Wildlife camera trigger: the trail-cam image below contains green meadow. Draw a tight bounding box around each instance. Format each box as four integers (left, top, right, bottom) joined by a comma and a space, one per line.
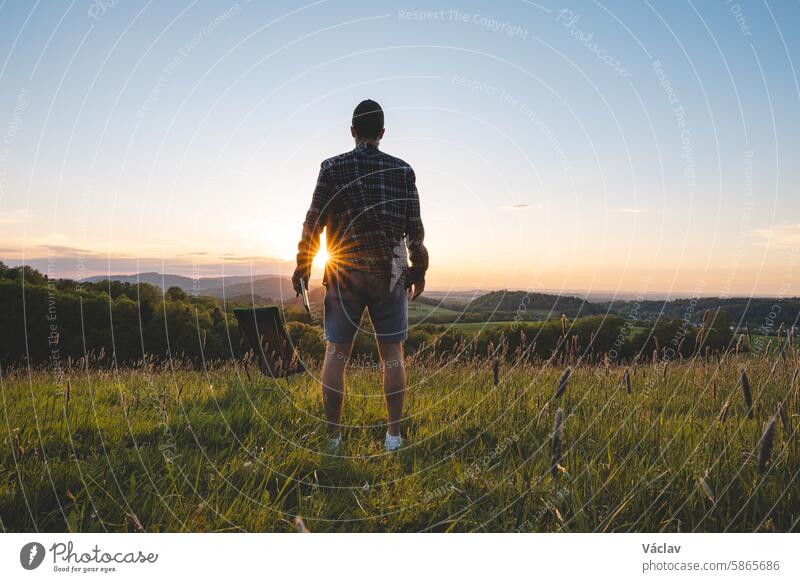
1, 352, 797, 532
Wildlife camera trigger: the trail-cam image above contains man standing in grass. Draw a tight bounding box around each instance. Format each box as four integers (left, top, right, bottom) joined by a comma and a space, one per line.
293, 99, 428, 452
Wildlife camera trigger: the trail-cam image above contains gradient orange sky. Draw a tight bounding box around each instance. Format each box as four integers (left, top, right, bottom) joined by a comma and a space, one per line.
1, 1, 798, 297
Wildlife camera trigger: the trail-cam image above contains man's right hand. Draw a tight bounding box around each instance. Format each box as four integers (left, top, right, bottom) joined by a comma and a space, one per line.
292, 267, 309, 296
405, 269, 425, 301
407, 278, 425, 301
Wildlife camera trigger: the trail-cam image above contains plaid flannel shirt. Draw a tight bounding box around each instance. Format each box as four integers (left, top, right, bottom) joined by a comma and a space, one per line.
296, 143, 428, 287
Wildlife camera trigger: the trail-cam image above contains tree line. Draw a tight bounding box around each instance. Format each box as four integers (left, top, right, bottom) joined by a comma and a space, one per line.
0, 262, 735, 368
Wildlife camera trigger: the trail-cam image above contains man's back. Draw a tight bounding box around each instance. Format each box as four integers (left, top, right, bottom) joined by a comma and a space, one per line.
298, 142, 428, 287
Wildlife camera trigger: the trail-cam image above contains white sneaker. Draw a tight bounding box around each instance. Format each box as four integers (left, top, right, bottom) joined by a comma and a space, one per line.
385, 432, 402, 452
327, 434, 342, 451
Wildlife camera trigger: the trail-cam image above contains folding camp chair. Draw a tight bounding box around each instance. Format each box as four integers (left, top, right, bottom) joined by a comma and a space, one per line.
233, 306, 305, 378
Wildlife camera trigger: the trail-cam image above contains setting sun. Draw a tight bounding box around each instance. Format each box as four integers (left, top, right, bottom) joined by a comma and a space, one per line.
313, 232, 329, 269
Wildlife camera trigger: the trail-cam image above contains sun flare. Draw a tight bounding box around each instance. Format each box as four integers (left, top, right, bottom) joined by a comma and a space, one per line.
313, 232, 329, 268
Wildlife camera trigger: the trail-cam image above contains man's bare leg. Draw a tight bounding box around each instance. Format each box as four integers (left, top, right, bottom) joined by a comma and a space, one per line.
321, 341, 353, 435
377, 341, 406, 437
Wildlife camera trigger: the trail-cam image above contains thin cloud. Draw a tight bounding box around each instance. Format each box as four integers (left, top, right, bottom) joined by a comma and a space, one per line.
502, 203, 543, 210
615, 208, 646, 214
751, 223, 800, 249
34, 244, 94, 256
216, 254, 291, 264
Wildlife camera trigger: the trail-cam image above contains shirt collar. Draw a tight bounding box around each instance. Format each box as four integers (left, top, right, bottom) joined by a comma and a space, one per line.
355, 142, 379, 152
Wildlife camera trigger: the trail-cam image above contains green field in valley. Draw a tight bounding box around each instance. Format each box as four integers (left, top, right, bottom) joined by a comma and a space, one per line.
406, 301, 461, 321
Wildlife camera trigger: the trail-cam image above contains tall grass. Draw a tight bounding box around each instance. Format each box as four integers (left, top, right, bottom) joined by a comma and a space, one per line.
0, 350, 797, 532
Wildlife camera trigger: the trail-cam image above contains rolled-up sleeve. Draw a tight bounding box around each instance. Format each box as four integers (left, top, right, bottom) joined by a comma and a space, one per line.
405, 167, 429, 277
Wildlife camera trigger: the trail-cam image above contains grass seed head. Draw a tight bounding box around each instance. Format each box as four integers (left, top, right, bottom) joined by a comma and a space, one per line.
757, 416, 776, 475
555, 368, 571, 400
740, 368, 753, 419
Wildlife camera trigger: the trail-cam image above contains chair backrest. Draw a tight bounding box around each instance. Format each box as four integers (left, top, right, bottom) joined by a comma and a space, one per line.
233, 307, 304, 377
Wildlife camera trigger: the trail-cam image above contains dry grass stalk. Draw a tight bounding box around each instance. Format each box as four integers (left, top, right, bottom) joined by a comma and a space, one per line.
698, 471, 715, 506
694, 329, 705, 356
777, 402, 790, 434
493, 358, 500, 387
550, 408, 564, 479
126, 512, 145, 532
625, 369, 632, 394
757, 416, 776, 475
243, 360, 253, 383
536, 400, 550, 422
15, 435, 24, 461
718, 399, 730, 423
160, 392, 169, 424
294, 516, 310, 533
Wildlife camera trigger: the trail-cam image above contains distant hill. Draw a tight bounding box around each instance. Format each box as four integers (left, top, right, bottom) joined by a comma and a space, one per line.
204, 277, 294, 300
84, 272, 291, 297
83, 272, 330, 306
467, 290, 597, 317
224, 285, 326, 307
600, 297, 800, 329
83, 272, 266, 293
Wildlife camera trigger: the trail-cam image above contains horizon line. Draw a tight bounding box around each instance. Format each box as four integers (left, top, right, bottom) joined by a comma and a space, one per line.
66, 271, 800, 301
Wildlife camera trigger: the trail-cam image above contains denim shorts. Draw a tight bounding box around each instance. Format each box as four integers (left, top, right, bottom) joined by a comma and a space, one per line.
323, 269, 408, 344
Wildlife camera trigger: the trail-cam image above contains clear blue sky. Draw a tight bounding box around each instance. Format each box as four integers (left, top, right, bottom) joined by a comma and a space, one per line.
1, 0, 798, 296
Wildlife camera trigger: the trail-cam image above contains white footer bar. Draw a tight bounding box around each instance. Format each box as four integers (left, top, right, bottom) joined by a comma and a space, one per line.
1, 533, 796, 581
